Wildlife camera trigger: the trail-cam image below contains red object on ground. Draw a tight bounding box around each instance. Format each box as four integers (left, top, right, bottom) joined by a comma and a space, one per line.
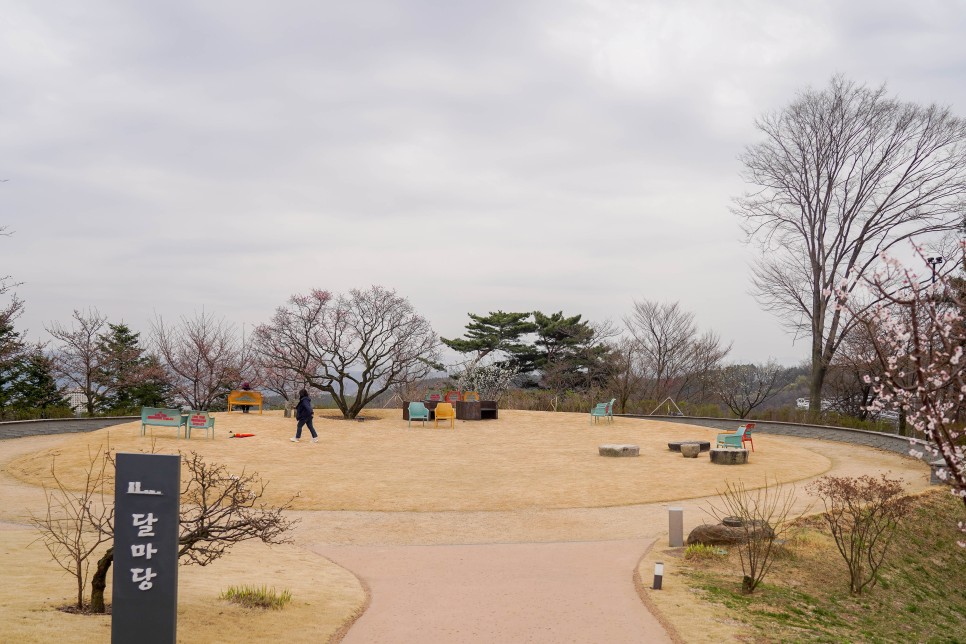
229, 433, 255, 438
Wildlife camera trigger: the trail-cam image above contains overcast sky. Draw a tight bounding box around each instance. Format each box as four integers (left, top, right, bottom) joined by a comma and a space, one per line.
3, 0, 966, 366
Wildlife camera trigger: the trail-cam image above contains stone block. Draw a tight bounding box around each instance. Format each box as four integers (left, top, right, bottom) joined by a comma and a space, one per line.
709, 448, 749, 465
680, 444, 701, 458
598, 444, 640, 457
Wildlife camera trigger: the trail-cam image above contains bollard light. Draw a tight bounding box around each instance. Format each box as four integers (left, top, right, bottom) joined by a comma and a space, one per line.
652, 561, 664, 590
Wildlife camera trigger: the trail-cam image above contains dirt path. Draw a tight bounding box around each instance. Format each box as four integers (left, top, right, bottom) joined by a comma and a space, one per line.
313, 539, 671, 644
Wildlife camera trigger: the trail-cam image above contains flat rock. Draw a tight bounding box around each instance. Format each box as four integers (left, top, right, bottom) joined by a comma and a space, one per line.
598, 444, 640, 457
710, 448, 749, 464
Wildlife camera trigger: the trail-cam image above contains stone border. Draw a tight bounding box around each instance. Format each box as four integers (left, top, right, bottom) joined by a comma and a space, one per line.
0, 416, 139, 440
619, 414, 934, 464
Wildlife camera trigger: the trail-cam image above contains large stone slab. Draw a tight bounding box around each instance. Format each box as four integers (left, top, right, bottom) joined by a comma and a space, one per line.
710, 448, 749, 464
598, 444, 640, 457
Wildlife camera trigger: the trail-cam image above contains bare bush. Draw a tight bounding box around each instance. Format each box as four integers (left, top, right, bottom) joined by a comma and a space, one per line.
30, 445, 114, 609
807, 474, 912, 594
87, 451, 297, 612
706, 479, 801, 593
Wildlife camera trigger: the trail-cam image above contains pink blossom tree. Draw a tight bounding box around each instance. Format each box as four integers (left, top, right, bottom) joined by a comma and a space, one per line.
843, 247, 966, 545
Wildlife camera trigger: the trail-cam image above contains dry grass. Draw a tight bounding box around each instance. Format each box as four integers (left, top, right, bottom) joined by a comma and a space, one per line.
5, 410, 832, 512
0, 409, 935, 642
0, 526, 365, 644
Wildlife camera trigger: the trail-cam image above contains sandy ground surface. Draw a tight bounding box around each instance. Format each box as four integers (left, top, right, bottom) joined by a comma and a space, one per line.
0, 409, 932, 643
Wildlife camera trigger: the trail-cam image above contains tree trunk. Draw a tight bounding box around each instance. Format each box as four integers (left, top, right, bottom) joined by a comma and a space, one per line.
809, 347, 827, 417
90, 547, 113, 614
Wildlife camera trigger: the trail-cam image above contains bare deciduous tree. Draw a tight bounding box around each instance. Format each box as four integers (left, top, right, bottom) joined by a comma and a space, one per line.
1, 224, 22, 297
255, 286, 440, 419
735, 75, 966, 413
85, 451, 297, 613
153, 311, 247, 409
30, 446, 114, 610
46, 308, 109, 416
624, 299, 731, 403
714, 360, 794, 419
606, 337, 646, 414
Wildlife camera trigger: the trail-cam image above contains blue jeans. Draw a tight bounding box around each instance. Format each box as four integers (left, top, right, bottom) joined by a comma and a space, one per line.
296, 418, 317, 439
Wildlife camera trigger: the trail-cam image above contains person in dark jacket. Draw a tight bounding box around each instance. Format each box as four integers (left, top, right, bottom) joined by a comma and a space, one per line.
292, 389, 318, 443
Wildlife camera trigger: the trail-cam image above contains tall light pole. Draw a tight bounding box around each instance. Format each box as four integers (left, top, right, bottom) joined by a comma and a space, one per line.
926, 256, 944, 284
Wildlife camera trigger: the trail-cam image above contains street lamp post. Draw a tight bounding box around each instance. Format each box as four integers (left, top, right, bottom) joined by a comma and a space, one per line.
926, 256, 944, 284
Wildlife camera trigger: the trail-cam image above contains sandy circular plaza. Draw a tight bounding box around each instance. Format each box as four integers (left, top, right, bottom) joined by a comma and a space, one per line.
0, 410, 932, 642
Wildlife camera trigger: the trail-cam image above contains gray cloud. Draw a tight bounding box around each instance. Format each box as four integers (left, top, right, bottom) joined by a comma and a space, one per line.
3, 0, 966, 366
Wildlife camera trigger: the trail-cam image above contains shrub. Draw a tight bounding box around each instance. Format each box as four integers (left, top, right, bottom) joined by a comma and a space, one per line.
219, 584, 292, 610
807, 474, 912, 594
706, 479, 803, 593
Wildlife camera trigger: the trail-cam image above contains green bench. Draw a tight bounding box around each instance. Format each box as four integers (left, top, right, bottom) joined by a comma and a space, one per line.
185, 410, 216, 439
140, 407, 188, 438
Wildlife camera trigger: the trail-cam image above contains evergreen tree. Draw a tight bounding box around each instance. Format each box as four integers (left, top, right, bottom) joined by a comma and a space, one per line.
531, 311, 612, 390
11, 347, 69, 416
126, 353, 172, 409
98, 323, 171, 412
0, 299, 27, 417
441, 311, 537, 368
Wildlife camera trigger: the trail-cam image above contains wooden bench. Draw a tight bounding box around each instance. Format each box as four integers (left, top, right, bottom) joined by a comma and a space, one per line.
227, 390, 263, 414
140, 407, 188, 438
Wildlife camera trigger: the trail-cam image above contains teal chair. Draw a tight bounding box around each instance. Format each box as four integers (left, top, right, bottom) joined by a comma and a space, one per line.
408, 402, 430, 428
716, 425, 747, 449
590, 399, 616, 424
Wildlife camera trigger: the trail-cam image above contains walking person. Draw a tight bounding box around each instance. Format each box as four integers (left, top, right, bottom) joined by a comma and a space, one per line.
292, 389, 318, 443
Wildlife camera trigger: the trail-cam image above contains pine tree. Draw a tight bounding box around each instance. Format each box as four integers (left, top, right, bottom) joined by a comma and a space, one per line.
532, 311, 612, 391
11, 347, 69, 416
98, 324, 171, 412
441, 311, 537, 368
0, 299, 27, 417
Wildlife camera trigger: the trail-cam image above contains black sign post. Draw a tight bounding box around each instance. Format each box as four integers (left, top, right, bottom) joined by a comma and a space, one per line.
112, 453, 180, 644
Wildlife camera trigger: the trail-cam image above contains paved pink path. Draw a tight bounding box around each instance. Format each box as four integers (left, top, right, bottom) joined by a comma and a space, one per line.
313, 538, 672, 644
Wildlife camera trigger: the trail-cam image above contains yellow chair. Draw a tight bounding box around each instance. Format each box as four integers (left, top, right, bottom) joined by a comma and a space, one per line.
434, 402, 456, 429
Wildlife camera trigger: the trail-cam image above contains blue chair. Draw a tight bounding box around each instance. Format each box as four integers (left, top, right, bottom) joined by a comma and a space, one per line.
716, 425, 747, 449
408, 402, 430, 428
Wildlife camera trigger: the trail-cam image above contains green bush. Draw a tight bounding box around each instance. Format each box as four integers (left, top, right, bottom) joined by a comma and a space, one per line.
219, 584, 292, 610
